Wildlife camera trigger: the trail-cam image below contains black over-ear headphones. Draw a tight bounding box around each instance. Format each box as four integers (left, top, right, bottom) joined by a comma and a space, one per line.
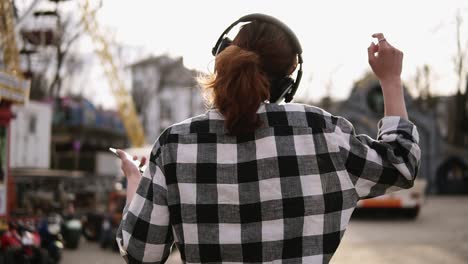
211, 13, 303, 103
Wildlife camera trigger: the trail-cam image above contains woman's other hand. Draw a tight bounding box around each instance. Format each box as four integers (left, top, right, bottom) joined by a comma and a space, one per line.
116, 149, 146, 184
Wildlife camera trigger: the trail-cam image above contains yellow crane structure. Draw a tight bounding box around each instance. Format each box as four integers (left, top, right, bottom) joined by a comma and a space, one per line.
80, 0, 146, 147
1, 0, 145, 146
0, 0, 30, 104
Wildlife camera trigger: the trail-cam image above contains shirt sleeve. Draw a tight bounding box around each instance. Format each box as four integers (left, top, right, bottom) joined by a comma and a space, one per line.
116, 146, 173, 263
334, 115, 421, 199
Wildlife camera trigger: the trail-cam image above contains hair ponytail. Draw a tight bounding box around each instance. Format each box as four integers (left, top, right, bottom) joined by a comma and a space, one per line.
201, 45, 269, 135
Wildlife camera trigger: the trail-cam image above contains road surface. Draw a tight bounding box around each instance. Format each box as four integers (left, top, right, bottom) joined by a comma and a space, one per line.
63, 196, 468, 264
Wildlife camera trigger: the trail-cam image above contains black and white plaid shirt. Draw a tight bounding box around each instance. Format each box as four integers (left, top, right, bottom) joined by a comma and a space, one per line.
117, 103, 420, 264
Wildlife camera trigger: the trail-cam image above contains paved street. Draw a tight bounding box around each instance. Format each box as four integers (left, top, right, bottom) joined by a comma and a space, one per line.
62, 241, 123, 264
63, 196, 468, 264
332, 196, 468, 264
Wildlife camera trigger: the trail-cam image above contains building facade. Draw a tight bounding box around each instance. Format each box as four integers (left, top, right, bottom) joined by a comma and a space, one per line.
130, 55, 205, 143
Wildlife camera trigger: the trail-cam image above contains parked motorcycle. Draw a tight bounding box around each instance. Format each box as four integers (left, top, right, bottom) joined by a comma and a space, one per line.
0, 221, 49, 264
38, 214, 64, 263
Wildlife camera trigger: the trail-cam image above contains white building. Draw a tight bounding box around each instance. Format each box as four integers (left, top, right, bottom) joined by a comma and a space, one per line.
130, 55, 205, 143
10, 101, 52, 169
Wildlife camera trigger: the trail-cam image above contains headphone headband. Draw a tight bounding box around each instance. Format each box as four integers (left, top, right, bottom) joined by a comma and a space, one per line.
212, 13, 302, 56
211, 13, 303, 103
238, 14, 302, 54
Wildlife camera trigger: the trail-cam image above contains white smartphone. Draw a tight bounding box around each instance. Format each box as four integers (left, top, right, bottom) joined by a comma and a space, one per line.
109, 147, 145, 173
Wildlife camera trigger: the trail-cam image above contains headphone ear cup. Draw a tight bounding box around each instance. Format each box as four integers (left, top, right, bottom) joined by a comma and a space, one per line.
213, 37, 232, 56
269, 77, 294, 103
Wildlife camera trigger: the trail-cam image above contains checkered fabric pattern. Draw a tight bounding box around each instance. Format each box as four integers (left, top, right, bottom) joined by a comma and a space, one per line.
116, 103, 420, 264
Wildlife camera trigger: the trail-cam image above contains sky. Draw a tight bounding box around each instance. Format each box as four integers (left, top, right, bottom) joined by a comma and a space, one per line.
76, 0, 468, 109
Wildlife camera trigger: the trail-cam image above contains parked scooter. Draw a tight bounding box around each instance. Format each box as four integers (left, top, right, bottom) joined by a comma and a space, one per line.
38, 214, 64, 263
1, 221, 49, 264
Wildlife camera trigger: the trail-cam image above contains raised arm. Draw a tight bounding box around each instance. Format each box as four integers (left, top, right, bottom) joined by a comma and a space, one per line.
368, 33, 407, 119
333, 33, 420, 199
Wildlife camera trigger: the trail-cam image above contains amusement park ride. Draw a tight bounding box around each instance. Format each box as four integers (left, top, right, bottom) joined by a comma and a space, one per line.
0, 0, 30, 104
0, 0, 147, 227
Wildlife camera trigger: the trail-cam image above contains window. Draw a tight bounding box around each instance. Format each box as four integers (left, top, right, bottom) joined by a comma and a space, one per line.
29, 115, 37, 134
160, 99, 172, 130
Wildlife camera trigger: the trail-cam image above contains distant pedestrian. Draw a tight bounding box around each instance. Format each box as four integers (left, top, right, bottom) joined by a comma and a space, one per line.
99, 201, 117, 249
116, 14, 420, 263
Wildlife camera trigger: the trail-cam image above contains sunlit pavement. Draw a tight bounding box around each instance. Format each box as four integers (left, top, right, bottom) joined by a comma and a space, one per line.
63, 196, 468, 264
62, 240, 123, 264
61, 239, 180, 264
332, 196, 468, 264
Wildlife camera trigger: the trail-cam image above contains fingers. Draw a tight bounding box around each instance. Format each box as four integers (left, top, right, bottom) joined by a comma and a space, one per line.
371, 32, 390, 48
116, 149, 127, 160
367, 33, 404, 82
372, 33, 387, 44
140, 157, 147, 167
370, 33, 402, 56
133, 155, 147, 168
372, 33, 385, 40
367, 42, 378, 63
116, 149, 146, 176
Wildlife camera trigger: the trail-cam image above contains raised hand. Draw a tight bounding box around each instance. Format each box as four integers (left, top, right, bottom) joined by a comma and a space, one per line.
367, 33, 404, 83
367, 33, 408, 119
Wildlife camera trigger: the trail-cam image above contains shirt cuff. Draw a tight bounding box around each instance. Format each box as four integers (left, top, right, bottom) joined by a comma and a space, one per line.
377, 116, 419, 144
122, 203, 130, 215
117, 204, 130, 260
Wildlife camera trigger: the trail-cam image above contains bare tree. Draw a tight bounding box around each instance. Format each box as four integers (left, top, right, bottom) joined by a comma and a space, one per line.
412, 64, 435, 108
320, 65, 341, 109
454, 10, 466, 95
47, 8, 85, 96
448, 9, 468, 144
17, 0, 86, 98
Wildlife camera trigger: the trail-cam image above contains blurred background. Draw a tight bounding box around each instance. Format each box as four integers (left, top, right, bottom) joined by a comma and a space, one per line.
0, 0, 467, 263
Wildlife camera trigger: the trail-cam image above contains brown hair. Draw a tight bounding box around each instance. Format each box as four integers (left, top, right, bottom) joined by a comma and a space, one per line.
201, 21, 297, 135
